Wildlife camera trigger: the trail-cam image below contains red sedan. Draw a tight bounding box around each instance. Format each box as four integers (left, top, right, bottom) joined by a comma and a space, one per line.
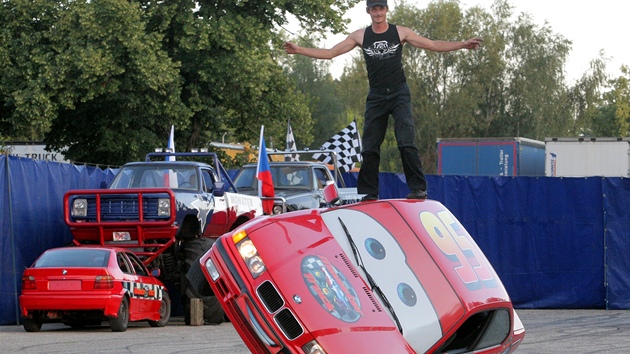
192, 198, 525, 353
19, 246, 170, 332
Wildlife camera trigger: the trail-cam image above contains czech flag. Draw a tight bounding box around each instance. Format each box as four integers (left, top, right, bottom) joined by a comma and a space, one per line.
256, 126, 275, 214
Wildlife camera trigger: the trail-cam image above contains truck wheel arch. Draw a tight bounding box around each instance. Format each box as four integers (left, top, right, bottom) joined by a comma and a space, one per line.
178, 214, 201, 239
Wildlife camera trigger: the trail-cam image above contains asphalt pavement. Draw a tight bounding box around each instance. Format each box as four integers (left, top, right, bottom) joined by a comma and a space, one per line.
2, 309, 630, 353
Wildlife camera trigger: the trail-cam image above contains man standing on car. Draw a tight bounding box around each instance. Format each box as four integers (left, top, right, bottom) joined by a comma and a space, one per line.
284, 0, 482, 201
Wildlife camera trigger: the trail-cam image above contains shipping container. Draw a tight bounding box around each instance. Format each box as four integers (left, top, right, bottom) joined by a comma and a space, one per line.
437, 137, 545, 176
545, 137, 630, 177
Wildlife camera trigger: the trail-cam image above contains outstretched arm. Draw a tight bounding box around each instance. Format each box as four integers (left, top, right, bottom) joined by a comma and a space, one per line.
284, 30, 364, 60
398, 26, 482, 52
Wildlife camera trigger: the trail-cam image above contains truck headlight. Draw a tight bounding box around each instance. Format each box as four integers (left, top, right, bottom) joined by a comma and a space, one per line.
71, 198, 88, 217
157, 198, 170, 216
302, 340, 327, 354
233, 231, 266, 278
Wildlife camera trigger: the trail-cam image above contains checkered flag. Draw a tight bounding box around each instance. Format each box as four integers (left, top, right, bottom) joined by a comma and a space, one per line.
285, 120, 299, 161
313, 120, 362, 173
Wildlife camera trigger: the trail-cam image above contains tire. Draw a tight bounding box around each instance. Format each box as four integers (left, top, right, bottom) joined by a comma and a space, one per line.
148, 292, 171, 327
185, 252, 214, 299
200, 295, 225, 325
182, 238, 215, 275
109, 297, 129, 332
181, 238, 218, 325
22, 318, 42, 332
184, 292, 225, 325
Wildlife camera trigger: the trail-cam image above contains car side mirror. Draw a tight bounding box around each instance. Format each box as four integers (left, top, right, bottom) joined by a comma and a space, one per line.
151, 268, 161, 277
323, 182, 340, 205
213, 181, 226, 197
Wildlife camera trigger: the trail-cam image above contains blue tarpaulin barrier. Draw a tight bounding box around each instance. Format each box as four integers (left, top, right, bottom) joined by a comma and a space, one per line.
2, 155, 629, 325
1, 155, 117, 325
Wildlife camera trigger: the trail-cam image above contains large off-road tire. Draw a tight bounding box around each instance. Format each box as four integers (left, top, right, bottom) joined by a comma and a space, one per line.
109, 297, 129, 332
185, 251, 214, 299
182, 237, 224, 325
192, 294, 224, 325
22, 317, 42, 332
148, 291, 171, 327
182, 238, 215, 275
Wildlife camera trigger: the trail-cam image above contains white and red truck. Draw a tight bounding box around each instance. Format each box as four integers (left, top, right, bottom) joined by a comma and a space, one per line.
64, 151, 263, 324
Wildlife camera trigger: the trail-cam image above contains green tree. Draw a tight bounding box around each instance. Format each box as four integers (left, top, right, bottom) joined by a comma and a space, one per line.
567, 55, 608, 136
281, 36, 346, 149
592, 65, 630, 136
1, 0, 360, 165
0, 0, 189, 164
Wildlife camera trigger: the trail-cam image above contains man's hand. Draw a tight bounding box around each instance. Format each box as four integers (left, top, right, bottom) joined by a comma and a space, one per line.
284, 42, 299, 54
463, 38, 483, 50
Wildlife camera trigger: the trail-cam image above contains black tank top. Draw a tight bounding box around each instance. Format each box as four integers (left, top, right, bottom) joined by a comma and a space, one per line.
362, 24, 406, 89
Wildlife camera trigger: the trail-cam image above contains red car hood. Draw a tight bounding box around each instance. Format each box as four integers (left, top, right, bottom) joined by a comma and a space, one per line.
247, 199, 514, 353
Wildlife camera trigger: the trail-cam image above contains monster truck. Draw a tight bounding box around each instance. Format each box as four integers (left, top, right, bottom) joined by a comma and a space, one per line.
232, 150, 364, 214
64, 151, 263, 324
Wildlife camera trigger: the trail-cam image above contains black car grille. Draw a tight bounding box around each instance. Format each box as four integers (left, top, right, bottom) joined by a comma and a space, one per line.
255, 281, 303, 341
257, 281, 284, 313
274, 308, 303, 340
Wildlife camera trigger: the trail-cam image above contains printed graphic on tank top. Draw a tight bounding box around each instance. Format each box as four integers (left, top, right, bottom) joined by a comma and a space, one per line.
362, 23, 406, 89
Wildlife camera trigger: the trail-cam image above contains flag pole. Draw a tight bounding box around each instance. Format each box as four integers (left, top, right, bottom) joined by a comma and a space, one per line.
354, 118, 363, 161
257, 125, 275, 214
166, 125, 176, 161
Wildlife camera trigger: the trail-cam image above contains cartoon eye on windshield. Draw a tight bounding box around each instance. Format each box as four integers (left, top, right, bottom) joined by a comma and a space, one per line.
364, 238, 386, 260
397, 283, 417, 307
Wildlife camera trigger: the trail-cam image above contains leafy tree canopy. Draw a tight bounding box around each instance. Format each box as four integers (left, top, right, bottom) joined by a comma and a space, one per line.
0, 0, 359, 165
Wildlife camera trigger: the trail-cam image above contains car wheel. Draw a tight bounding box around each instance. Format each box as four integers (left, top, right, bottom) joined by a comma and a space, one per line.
109, 297, 129, 332
148, 292, 171, 327
22, 318, 42, 332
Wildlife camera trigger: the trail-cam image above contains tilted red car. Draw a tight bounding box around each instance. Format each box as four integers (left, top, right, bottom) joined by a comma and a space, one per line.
19, 247, 170, 332
191, 198, 525, 353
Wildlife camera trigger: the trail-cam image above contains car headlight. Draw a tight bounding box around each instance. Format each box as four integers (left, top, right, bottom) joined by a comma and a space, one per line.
233, 231, 266, 278
302, 340, 327, 354
157, 198, 171, 216
205, 258, 220, 281
272, 205, 283, 214
71, 198, 88, 217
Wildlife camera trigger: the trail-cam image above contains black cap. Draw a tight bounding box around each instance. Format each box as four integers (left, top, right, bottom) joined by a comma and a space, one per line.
366, 0, 387, 7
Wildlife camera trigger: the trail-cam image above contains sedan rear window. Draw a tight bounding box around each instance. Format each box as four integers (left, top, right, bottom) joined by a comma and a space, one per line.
34, 249, 110, 268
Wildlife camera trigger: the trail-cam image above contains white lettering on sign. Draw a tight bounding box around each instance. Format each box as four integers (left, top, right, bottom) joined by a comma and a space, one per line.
7, 144, 69, 163
498, 149, 509, 176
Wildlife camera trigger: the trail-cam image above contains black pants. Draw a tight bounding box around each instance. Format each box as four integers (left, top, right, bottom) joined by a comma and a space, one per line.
357, 82, 427, 196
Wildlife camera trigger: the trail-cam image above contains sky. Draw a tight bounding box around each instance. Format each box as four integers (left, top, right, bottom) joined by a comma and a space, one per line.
315, 0, 627, 84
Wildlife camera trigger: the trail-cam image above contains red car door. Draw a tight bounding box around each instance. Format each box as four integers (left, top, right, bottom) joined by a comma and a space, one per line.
116, 252, 143, 316
125, 252, 161, 316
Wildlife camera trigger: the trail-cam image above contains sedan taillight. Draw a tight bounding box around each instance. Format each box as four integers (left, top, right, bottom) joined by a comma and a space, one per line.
94, 275, 114, 289
22, 275, 36, 290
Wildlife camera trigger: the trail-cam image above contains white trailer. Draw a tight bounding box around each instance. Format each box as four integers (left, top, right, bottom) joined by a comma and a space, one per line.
545, 137, 630, 177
